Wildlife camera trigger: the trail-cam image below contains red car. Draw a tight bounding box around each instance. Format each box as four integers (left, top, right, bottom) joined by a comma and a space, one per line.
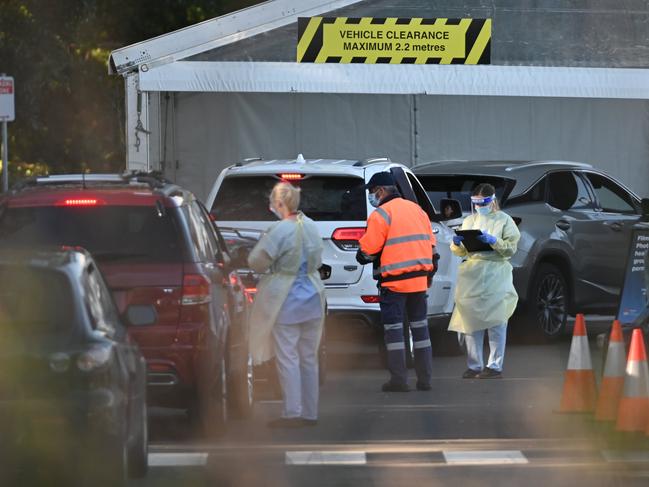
0, 173, 252, 435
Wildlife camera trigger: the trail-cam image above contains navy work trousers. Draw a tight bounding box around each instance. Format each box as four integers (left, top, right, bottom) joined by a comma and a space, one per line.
380, 288, 432, 386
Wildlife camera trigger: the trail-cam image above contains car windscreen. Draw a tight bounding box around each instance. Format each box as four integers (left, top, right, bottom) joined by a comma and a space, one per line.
0, 206, 184, 263
212, 175, 366, 221
0, 266, 75, 337
415, 175, 511, 212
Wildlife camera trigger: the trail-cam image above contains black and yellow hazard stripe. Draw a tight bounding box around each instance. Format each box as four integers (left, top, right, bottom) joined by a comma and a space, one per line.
297, 17, 491, 64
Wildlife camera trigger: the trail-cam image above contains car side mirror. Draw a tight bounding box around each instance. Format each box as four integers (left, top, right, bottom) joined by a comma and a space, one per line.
641, 198, 649, 222
439, 198, 463, 221
124, 305, 157, 327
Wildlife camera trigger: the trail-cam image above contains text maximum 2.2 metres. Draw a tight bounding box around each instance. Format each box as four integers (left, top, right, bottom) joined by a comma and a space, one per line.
339, 29, 450, 53
342, 41, 446, 52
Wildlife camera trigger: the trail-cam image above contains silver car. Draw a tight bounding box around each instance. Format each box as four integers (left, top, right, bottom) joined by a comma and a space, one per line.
414, 160, 649, 339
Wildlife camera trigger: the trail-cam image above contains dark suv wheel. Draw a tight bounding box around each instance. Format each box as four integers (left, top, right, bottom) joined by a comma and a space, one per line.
526, 263, 569, 339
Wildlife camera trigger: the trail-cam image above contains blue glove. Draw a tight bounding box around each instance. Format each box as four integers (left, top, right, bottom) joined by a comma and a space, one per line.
477, 232, 497, 246
452, 235, 464, 246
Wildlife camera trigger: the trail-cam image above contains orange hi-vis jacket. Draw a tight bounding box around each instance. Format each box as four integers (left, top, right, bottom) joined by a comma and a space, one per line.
359, 197, 436, 293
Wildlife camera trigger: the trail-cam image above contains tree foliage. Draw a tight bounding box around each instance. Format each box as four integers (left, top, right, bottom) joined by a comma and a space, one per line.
0, 0, 261, 178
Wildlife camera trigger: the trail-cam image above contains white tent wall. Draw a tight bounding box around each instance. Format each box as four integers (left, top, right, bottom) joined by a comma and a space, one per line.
166, 92, 413, 200
162, 91, 649, 201
415, 95, 649, 196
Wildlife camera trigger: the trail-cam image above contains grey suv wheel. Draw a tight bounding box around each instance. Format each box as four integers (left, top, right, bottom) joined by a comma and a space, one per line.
529, 263, 568, 339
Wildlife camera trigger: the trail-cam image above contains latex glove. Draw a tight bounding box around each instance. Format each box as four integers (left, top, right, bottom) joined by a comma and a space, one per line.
452, 235, 464, 246
477, 231, 497, 245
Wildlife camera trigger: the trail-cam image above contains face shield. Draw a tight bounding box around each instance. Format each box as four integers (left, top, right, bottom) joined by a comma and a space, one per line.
471, 194, 496, 215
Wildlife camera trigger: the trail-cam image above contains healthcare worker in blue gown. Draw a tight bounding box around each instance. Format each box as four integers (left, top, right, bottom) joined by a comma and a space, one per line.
449, 183, 520, 380
248, 182, 326, 428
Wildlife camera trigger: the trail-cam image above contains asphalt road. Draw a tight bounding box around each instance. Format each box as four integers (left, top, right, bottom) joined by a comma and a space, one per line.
133, 318, 649, 487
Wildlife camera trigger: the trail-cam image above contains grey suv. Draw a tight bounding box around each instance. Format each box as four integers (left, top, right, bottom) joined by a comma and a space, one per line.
414, 160, 649, 339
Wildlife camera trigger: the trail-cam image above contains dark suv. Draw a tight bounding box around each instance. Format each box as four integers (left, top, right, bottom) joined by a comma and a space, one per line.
0, 173, 251, 434
414, 160, 649, 339
0, 248, 147, 486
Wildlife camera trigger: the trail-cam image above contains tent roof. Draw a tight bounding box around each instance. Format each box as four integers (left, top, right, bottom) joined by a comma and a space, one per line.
190, 0, 649, 68
111, 0, 649, 99
111, 0, 649, 73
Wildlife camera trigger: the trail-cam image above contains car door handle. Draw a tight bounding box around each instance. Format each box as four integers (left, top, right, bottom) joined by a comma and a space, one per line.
604, 221, 623, 232
555, 220, 571, 231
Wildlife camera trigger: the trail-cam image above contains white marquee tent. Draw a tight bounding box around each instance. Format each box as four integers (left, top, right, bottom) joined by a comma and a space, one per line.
110, 0, 649, 200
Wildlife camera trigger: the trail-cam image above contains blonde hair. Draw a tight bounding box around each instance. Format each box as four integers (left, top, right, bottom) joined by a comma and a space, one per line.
270, 182, 301, 213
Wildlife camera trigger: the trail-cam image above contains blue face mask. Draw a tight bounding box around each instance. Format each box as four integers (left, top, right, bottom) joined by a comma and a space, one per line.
368, 192, 380, 208
269, 205, 282, 219
475, 205, 492, 216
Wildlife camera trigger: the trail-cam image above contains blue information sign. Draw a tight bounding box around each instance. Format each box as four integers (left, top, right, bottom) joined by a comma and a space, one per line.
617, 227, 649, 324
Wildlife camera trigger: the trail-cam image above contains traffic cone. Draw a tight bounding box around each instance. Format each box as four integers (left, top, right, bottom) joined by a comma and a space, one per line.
594, 320, 626, 421
559, 314, 597, 413
615, 328, 649, 433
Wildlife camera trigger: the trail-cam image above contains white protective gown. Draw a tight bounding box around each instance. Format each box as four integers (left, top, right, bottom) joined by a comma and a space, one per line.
448, 210, 521, 334
247, 212, 325, 365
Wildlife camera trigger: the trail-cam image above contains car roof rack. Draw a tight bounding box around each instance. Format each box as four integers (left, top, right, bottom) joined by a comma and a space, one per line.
353, 157, 391, 167
11, 171, 172, 192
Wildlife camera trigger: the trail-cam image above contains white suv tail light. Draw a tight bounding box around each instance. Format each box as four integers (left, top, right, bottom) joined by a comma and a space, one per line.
331, 227, 366, 251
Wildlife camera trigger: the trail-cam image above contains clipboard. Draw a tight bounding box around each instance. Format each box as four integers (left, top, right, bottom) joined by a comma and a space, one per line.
454, 229, 494, 252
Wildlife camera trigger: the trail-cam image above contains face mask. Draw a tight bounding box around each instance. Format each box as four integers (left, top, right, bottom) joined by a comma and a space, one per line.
269, 205, 281, 219
475, 205, 492, 216
368, 192, 380, 208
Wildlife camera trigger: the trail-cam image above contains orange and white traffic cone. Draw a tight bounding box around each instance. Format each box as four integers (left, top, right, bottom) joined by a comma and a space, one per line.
595, 320, 626, 421
615, 328, 649, 433
559, 314, 597, 413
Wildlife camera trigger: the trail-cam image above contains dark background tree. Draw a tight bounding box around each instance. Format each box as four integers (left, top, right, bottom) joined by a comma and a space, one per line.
0, 0, 261, 179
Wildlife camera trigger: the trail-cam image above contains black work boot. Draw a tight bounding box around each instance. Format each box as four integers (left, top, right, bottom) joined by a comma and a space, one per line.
462, 368, 481, 379
477, 367, 502, 379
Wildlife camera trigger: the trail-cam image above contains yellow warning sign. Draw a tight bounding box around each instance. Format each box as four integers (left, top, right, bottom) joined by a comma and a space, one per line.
297, 17, 491, 64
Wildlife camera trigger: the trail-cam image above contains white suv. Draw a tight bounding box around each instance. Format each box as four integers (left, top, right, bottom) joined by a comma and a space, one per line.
206, 156, 461, 351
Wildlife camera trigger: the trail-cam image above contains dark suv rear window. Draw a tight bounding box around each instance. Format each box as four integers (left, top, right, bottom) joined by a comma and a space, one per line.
416, 175, 511, 212
0, 266, 74, 336
0, 206, 184, 263
212, 175, 366, 221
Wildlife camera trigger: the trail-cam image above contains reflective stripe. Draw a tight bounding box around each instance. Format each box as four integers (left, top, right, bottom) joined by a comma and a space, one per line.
375, 207, 391, 226
413, 339, 432, 349
603, 342, 626, 378
567, 335, 593, 370
384, 323, 403, 330
386, 342, 406, 351
385, 233, 431, 247
623, 360, 649, 398
380, 258, 433, 274
410, 320, 428, 329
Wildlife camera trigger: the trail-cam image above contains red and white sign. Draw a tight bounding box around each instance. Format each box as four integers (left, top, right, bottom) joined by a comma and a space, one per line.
0, 76, 15, 121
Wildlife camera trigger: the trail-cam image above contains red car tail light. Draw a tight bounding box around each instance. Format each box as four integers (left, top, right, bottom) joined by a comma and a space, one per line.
244, 287, 257, 303
55, 198, 105, 207
361, 295, 380, 303
181, 274, 212, 306
279, 173, 304, 181
331, 227, 366, 251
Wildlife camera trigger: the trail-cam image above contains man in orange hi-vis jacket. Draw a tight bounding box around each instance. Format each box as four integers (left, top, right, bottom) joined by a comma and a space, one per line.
356, 172, 437, 392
